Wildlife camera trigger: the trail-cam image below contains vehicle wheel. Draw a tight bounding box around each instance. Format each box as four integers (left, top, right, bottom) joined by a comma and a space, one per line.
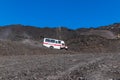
65, 48, 68, 50
50, 46, 54, 49
60, 48, 63, 50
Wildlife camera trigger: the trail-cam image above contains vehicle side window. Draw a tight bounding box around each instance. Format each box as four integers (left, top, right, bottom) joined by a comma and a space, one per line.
58, 41, 61, 44
51, 40, 55, 43
45, 39, 50, 42
55, 41, 58, 43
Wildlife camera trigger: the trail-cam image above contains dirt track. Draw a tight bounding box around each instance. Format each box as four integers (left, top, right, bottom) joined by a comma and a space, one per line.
0, 52, 119, 80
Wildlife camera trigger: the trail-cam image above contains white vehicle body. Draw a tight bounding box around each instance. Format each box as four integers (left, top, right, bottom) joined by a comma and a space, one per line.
43, 38, 68, 49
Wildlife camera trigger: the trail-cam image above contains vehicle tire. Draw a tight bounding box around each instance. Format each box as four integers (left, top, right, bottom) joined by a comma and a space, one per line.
65, 48, 68, 50
50, 46, 54, 49
60, 48, 63, 50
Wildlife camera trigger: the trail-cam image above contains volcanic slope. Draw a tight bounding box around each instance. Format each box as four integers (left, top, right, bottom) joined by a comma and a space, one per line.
0, 24, 120, 80
0, 23, 120, 53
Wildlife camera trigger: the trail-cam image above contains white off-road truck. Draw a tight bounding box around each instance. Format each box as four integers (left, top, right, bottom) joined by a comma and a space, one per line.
43, 38, 68, 50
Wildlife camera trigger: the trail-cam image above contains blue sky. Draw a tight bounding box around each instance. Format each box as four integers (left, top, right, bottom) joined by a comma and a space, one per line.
0, 0, 120, 29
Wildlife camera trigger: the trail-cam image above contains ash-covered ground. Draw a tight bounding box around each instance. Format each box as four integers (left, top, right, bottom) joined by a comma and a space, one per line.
0, 51, 120, 80
0, 24, 120, 80
0, 39, 120, 80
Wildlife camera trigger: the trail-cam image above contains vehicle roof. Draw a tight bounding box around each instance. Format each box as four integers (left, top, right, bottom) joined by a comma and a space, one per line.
44, 38, 64, 41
